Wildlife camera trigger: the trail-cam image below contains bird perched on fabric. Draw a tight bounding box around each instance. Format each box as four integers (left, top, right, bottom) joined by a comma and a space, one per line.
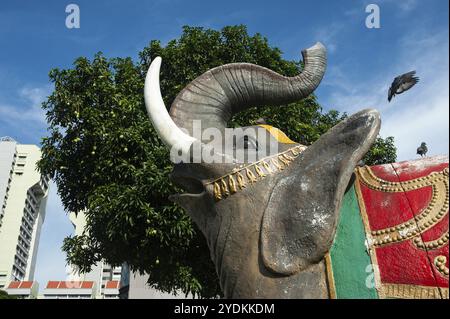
388, 71, 419, 102
417, 142, 428, 157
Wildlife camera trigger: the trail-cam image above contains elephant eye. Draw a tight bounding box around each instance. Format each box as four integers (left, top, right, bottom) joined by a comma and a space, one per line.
232, 135, 259, 151
243, 135, 258, 150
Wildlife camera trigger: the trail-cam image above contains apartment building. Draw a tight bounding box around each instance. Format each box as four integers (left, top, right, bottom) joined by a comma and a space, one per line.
67, 211, 122, 299
0, 137, 49, 289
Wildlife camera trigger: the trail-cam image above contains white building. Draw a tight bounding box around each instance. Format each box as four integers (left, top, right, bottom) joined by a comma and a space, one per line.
67, 211, 122, 299
128, 272, 189, 299
0, 137, 49, 289
67, 211, 180, 299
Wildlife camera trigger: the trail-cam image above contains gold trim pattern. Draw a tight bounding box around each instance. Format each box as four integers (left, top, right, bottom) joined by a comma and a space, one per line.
324, 253, 336, 299
358, 166, 449, 192
441, 288, 449, 299
354, 167, 449, 299
414, 232, 449, 250
434, 256, 449, 278
357, 166, 449, 248
380, 283, 444, 299
207, 145, 307, 201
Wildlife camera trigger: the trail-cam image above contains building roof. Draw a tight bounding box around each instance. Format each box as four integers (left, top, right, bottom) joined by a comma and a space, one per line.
45, 281, 94, 289
7, 281, 35, 289
105, 280, 120, 289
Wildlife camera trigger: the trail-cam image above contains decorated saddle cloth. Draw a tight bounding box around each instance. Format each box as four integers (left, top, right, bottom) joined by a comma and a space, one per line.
326, 155, 449, 299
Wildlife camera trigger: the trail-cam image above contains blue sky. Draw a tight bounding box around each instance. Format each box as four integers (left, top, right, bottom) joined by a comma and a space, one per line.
0, 0, 448, 289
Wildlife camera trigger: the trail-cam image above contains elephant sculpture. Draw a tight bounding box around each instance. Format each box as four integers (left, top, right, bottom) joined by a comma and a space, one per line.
143, 43, 449, 299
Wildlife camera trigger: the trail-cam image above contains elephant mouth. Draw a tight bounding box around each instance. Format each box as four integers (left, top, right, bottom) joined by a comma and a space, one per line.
171, 173, 206, 196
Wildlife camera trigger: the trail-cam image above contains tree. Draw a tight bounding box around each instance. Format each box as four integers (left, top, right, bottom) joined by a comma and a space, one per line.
38, 25, 397, 298
363, 136, 397, 165
0, 290, 17, 299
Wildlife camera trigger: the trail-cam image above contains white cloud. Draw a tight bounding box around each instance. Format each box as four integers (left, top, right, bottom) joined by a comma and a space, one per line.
0, 85, 50, 124
313, 23, 344, 54
397, 0, 418, 13
363, 0, 418, 14
380, 31, 449, 160
320, 30, 449, 162
381, 91, 448, 161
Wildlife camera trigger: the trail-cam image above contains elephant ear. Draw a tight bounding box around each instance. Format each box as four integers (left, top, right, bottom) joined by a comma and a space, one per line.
260, 109, 381, 275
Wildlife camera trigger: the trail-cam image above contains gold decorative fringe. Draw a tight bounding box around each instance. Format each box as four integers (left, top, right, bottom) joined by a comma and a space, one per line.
213, 182, 222, 201
208, 145, 307, 201
441, 287, 449, 299
283, 153, 295, 161
236, 172, 246, 189
254, 164, 266, 177
246, 168, 257, 183
380, 283, 444, 299
262, 161, 273, 174
220, 178, 229, 196
278, 154, 290, 166
228, 175, 237, 194
271, 158, 283, 170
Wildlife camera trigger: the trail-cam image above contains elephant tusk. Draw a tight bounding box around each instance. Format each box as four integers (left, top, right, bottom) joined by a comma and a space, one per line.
144, 57, 197, 156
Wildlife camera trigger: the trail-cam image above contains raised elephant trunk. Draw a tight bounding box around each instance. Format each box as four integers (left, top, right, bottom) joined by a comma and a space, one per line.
144, 43, 381, 298
145, 42, 326, 143
169, 42, 326, 136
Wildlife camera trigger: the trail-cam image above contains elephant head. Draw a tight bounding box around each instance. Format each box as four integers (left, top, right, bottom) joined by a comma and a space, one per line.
144, 43, 381, 298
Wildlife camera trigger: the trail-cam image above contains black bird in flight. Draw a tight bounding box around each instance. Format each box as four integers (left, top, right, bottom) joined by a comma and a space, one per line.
417, 142, 428, 157
388, 71, 419, 102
